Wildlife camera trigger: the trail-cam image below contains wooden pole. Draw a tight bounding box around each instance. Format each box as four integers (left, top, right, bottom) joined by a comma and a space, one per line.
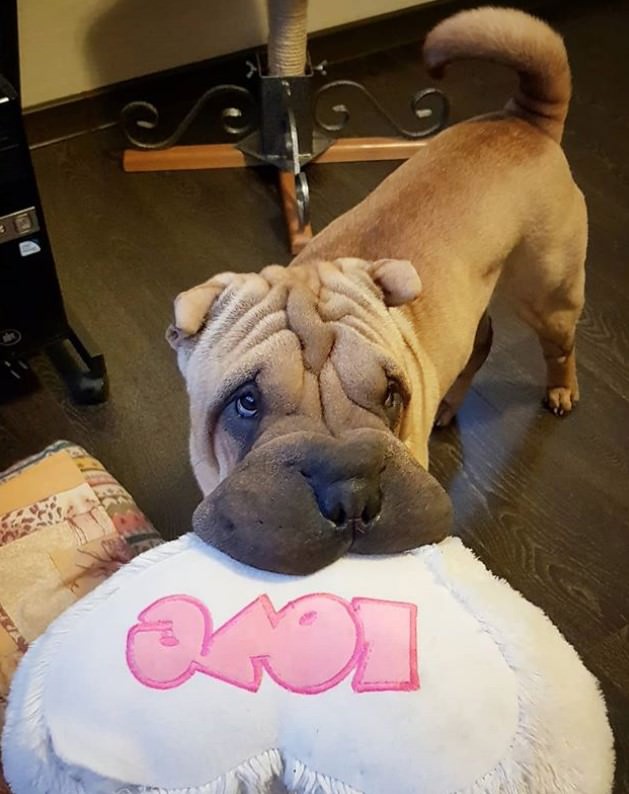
122, 138, 429, 172
278, 170, 313, 254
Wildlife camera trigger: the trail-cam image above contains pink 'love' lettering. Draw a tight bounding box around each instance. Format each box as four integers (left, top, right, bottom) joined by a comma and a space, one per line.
126, 593, 418, 695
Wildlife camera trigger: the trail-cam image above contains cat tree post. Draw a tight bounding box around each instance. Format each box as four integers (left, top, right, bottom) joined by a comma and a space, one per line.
121, 0, 448, 254
267, 0, 308, 75
265, 0, 312, 252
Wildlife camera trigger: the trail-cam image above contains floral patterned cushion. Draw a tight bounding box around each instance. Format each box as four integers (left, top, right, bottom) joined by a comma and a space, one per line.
0, 442, 162, 791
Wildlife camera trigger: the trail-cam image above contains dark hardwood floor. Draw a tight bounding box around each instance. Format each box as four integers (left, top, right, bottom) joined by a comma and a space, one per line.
1, 0, 628, 789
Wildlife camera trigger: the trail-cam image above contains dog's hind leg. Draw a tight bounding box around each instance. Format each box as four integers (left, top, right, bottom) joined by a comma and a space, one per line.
435, 312, 494, 428
538, 308, 582, 416
507, 194, 587, 416
525, 296, 584, 416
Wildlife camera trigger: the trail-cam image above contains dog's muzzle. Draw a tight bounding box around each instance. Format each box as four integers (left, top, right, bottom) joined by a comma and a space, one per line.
192, 429, 452, 575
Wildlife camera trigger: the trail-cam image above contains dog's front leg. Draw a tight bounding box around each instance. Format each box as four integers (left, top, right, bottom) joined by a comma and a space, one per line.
434, 312, 494, 428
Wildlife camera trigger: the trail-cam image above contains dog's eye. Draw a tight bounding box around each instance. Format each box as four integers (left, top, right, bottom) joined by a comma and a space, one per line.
384, 380, 403, 425
235, 390, 259, 419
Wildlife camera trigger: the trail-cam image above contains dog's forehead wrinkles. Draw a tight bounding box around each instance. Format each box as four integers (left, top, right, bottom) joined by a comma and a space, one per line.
281, 264, 396, 379
195, 264, 411, 428
286, 284, 334, 376
205, 277, 286, 352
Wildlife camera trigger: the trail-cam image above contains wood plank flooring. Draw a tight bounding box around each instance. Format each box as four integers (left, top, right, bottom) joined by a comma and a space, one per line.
1, 1, 627, 788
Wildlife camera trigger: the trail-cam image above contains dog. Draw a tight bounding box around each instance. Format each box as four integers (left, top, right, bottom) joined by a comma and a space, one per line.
168, 7, 586, 575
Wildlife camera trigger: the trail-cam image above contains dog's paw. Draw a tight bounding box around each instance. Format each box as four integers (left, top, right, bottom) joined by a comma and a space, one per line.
544, 386, 578, 417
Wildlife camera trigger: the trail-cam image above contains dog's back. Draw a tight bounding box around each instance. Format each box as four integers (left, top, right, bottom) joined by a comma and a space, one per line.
294, 7, 586, 418
295, 7, 576, 273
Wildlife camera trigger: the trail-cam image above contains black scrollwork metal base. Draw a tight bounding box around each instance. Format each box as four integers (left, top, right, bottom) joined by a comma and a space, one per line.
121, 85, 257, 150
120, 56, 449, 238
314, 81, 449, 139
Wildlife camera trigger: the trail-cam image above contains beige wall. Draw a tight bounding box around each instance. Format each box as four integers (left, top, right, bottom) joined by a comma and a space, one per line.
18, 0, 428, 109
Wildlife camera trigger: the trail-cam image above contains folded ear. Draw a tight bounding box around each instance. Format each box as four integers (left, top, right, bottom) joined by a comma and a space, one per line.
166, 272, 236, 350
367, 259, 422, 307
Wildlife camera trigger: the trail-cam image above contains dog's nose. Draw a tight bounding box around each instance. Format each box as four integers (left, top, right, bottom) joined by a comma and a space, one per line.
317, 477, 382, 530
300, 433, 386, 532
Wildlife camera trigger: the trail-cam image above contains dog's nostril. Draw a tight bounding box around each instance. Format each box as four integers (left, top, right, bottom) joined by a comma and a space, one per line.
361, 495, 380, 525
317, 478, 381, 530
326, 503, 346, 527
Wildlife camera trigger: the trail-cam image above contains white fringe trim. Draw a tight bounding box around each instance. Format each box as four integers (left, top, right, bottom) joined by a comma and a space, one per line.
283, 758, 361, 794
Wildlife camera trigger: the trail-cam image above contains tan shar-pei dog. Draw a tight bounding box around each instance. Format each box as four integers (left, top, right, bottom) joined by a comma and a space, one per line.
168, 7, 586, 574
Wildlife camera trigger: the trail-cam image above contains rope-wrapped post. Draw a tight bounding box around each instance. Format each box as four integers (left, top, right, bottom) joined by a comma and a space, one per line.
267, 0, 309, 76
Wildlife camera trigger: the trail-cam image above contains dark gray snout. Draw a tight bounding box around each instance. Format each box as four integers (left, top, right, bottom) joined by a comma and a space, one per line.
302, 436, 384, 534
193, 429, 452, 575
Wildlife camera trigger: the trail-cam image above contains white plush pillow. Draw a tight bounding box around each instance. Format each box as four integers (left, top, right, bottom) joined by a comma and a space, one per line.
1, 534, 614, 794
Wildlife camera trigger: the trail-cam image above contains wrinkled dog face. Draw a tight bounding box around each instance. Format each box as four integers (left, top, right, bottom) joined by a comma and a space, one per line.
169, 258, 451, 574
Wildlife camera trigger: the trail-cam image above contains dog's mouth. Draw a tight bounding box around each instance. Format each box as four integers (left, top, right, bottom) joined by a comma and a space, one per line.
193, 429, 452, 575
323, 518, 369, 550
348, 518, 369, 538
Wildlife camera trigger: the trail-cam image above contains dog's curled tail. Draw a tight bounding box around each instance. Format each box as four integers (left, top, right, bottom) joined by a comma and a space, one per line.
423, 7, 571, 143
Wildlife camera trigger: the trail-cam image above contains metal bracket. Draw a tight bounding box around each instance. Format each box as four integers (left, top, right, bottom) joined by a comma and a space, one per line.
236, 53, 332, 171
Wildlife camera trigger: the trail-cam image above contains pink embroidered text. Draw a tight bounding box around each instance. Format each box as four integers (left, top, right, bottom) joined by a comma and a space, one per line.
126, 593, 419, 695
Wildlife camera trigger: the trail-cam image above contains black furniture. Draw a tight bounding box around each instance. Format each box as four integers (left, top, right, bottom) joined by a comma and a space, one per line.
0, 1, 107, 403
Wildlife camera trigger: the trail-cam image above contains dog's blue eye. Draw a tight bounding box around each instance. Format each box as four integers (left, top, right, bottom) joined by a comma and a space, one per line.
235, 391, 258, 419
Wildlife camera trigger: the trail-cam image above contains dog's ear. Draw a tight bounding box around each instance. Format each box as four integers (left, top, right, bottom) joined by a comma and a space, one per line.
166, 272, 237, 350
367, 259, 422, 307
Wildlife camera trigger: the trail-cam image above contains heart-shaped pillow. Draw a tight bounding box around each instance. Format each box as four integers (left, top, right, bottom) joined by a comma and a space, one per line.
1, 534, 614, 793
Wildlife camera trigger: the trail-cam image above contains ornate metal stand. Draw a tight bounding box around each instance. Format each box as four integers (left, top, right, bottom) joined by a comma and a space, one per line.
121, 55, 448, 254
